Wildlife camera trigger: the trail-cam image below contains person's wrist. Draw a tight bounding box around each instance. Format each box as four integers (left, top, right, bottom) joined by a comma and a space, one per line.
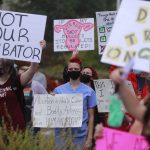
87, 137, 93, 141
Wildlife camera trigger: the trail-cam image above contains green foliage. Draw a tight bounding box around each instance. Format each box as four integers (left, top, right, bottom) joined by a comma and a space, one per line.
7, 0, 116, 41
0, 125, 78, 150
0, 127, 56, 150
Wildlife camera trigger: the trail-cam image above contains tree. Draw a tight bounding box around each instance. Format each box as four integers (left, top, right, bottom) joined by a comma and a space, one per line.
2, 0, 116, 78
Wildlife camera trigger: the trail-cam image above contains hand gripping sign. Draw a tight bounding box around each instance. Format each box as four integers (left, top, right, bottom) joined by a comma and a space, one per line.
54, 18, 94, 51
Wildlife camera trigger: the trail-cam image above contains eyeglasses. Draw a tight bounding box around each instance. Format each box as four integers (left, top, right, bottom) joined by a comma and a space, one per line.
68, 68, 80, 71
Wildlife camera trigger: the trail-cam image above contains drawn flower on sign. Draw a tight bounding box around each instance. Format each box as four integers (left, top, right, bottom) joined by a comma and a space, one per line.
54, 19, 94, 51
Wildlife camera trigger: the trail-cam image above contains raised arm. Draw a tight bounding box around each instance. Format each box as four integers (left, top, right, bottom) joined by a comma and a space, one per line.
70, 50, 79, 59
20, 62, 39, 86
110, 68, 146, 122
20, 40, 46, 86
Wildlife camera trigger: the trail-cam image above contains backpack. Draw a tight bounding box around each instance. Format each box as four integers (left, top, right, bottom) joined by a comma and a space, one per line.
10, 67, 27, 123
23, 83, 33, 123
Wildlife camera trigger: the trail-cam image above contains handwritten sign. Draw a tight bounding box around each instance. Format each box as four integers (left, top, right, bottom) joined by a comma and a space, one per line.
0, 10, 47, 62
96, 11, 117, 54
96, 127, 150, 150
101, 0, 150, 72
93, 79, 135, 112
54, 18, 94, 52
33, 94, 83, 128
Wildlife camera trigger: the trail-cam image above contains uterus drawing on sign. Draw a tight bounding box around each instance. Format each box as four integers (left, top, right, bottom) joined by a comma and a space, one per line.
54, 19, 94, 51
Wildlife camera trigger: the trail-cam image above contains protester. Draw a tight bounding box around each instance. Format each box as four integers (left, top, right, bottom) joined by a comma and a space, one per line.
109, 68, 150, 143
80, 67, 100, 124
94, 68, 150, 143
71, 51, 103, 130
129, 77, 150, 135
18, 65, 32, 127
109, 65, 149, 100
128, 70, 149, 100
105, 96, 148, 135
0, 40, 45, 131
18, 65, 48, 134
32, 40, 47, 89
62, 50, 79, 84
0, 59, 38, 130
80, 66, 102, 149
108, 65, 149, 132
54, 56, 96, 150
32, 67, 47, 89
81, 66, 98, 90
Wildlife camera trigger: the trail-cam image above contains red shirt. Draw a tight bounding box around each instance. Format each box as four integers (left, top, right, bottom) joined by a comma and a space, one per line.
127, 72, 148, 100
108, 65, 148, 131
109, 65, 149, 99
0, 75, 25, 130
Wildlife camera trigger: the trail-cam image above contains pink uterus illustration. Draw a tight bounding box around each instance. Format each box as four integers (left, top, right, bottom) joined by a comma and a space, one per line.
54, 19, 94, 51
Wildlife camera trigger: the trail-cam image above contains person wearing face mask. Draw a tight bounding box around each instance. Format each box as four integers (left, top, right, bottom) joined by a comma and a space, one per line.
54, 57, 96, 150
80, 67, 103, 148
80, 67, 98, 90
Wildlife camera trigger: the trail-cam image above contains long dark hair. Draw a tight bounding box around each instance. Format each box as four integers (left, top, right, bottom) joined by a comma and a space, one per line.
0, 58, 14, 74
63, 66, 69, 83
82, 66, 98, 90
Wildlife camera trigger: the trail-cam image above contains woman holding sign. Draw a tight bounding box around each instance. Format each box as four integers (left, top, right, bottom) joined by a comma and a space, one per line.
54, 56, 96, 150
0, 40, 46, 131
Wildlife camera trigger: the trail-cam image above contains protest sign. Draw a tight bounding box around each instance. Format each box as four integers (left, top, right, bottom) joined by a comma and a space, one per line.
54, 18, 94, 52
96, 127, 149, 150
0, 10, 47, 62
33, 94, 83, 128
93, 79, 135, 112
117, 0, 123, 10
101, 0, 150, 72
96, 11, 117, 54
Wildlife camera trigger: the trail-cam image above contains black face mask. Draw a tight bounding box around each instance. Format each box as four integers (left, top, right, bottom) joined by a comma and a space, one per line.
80, 74, 92, 83
68, 71, 80, 80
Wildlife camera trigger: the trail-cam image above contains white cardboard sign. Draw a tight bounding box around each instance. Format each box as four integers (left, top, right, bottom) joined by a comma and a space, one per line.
0, 10, 47, 62
96, 11, 117, 54
101, 0, 150, 72
94, 79, 135, 112
33, 94, 83, 128
54, 18, 94, 52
